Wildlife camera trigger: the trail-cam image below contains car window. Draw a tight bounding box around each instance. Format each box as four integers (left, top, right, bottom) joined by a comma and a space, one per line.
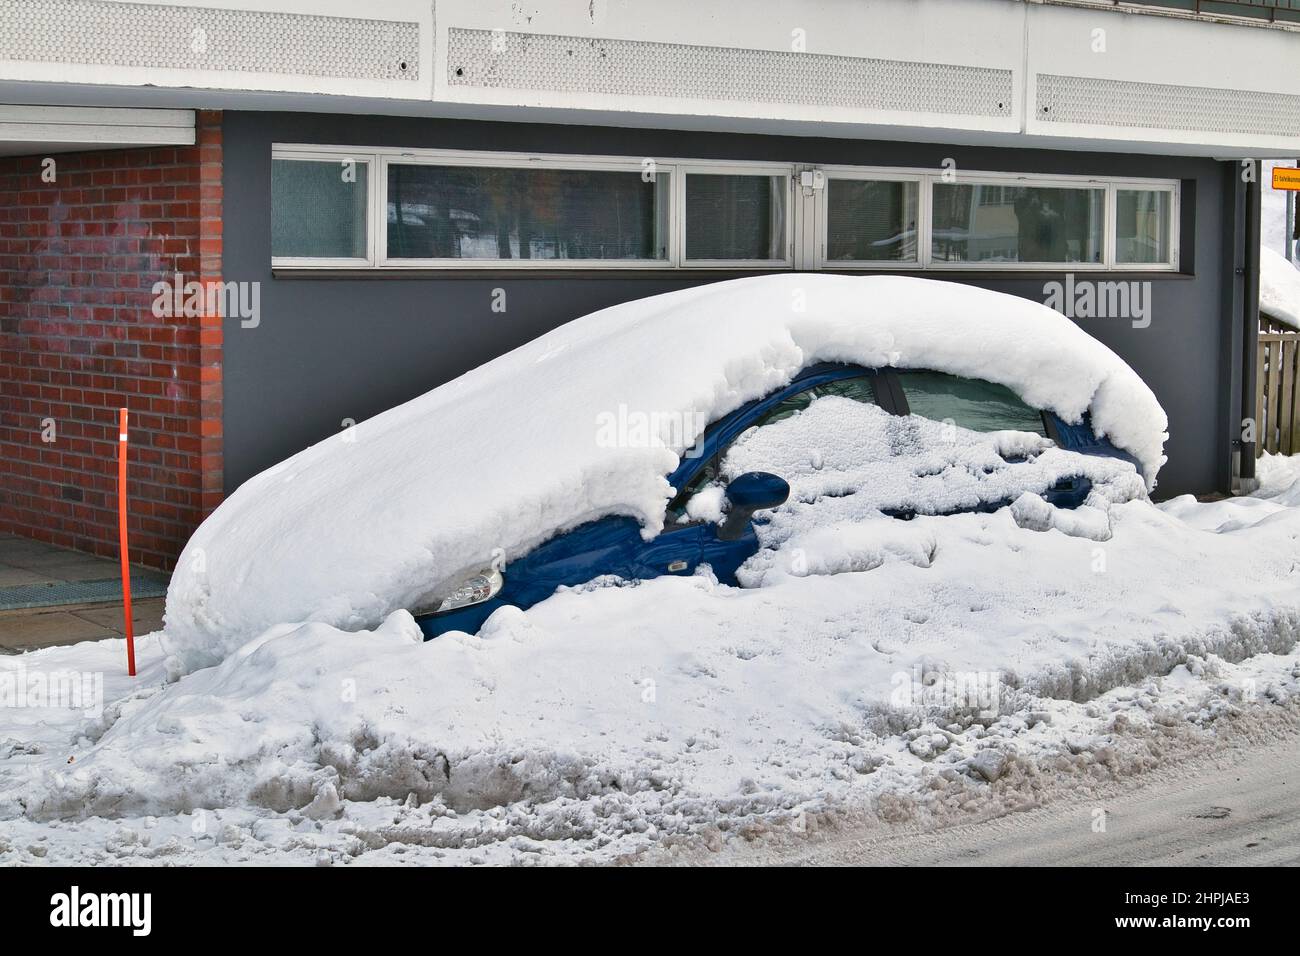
667, 373, 878, 519
668, 457, 719, 519
749, 375, 879, 430
895, 370, 1046, 436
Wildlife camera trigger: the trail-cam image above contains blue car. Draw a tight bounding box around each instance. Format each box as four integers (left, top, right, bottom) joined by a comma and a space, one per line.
417, 362, 1140, 638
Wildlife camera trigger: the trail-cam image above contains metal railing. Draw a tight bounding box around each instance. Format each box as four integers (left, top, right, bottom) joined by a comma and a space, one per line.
1139, 1, 1300, 22
1042, 1, 1300, 26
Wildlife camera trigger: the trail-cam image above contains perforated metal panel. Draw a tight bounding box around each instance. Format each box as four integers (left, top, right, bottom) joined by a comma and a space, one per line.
447, 28, 1012, 118
1036, 73, 1300, 137
0, 0, 419, 82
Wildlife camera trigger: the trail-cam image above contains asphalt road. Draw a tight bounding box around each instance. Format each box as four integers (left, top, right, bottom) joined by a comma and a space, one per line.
706, 731, 1300, 866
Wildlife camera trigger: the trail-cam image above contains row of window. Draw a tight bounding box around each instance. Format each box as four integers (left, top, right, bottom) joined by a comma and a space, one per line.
270, 147, 1181, 272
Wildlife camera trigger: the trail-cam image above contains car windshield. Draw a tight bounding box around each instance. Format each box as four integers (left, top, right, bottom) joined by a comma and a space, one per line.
895, 370, 1047, 436
720, 390, 1139, 520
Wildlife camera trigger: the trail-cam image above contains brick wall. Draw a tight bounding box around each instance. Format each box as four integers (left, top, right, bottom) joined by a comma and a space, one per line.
0, 110, 223, 571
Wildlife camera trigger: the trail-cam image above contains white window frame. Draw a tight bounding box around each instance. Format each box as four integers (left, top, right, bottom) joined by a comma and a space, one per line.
1108, 179, 1181, 272
270, 145, 1181, 274
677, 163, 796, 269
926, 170, 1113, 271
815, 166, 924, 271
271, 147, 379, 268
377, 150, 678, 270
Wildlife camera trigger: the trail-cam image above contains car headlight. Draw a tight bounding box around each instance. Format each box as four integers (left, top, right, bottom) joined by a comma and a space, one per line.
427, 568, 504, 615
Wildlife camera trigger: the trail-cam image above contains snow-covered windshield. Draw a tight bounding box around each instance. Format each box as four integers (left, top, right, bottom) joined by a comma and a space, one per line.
688, 393, 1144, 524
703, 394, 1147, 588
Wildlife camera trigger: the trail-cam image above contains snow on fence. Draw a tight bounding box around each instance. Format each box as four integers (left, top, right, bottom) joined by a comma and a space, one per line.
1257, 315, 1300, 455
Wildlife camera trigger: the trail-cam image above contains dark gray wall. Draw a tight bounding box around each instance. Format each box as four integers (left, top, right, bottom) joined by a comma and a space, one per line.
222, 111, 1237, 499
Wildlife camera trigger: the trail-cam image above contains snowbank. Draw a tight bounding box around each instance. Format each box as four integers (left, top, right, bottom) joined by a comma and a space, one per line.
6, 489, 1300, 865
165, 275, 1167, 667
1261, 246, 1300, 330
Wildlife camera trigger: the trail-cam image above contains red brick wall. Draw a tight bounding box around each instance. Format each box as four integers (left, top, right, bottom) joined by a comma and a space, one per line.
0, 110, 223, 571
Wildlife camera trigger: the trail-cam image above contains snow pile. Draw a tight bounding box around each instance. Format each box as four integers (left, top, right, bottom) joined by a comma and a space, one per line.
165, 275, 1167, 668
4, 485, 1300, 864
1, 386, 1298, 864
1261, 246, 1300, 330
1255, 450, 1300, 499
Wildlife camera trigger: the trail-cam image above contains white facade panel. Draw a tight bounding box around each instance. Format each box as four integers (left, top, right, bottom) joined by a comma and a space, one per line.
434, 0, 1025, 135
445, 27, 1014, 119
0, 0, 432, 100
0, 0, 1297, 154
1024, 2, 1300, 151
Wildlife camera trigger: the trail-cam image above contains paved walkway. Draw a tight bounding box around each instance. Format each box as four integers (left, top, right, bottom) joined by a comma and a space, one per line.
0, 534, 166, 653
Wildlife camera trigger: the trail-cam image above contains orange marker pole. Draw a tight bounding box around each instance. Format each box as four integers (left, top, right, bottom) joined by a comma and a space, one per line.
117, 407, 136, 677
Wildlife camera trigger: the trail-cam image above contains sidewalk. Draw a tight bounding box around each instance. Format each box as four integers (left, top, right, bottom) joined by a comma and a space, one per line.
0, 534, 167, 653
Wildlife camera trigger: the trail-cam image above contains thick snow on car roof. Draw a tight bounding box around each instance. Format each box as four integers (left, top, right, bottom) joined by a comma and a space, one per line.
164, 274, 1167, 667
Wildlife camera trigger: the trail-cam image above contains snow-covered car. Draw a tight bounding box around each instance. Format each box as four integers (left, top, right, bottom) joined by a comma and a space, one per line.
415, 360, 1145, 637
164, 275, 1167, 669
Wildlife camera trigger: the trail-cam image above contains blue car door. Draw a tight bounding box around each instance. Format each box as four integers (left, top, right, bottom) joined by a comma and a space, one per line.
629, 521, 707, 578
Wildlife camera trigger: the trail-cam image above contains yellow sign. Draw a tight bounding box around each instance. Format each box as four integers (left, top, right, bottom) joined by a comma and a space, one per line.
1273, 167, 1300, 190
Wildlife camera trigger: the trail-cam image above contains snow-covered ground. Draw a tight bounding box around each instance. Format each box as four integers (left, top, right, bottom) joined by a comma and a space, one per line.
3, 448, 1299, 865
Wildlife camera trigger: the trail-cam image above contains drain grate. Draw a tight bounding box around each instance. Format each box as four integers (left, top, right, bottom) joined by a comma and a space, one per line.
0, 575, 169, 611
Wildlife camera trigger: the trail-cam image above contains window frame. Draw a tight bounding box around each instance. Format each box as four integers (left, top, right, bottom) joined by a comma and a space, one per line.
376, 150, 678, 270
815, 166, 925, 270
270, 144, 1181, 275
271, 147, 379, 268
677, 162, 796, 269
1108, 178, 1181, 272
926, 170, 1113, 272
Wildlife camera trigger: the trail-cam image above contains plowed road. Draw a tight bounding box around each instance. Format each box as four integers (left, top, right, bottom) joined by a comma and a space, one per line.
706, 732, 1300, 866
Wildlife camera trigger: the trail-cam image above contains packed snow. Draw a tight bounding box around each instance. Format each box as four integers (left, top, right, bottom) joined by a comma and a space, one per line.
1261, 247, 1300, 330
1260, 161, 1300, 329
2, 490, 1298, 864
3, 415, 1298, 866
164, 275, 1167, 670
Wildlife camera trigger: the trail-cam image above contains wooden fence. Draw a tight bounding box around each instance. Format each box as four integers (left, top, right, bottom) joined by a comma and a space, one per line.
1257, 315, 1300, 456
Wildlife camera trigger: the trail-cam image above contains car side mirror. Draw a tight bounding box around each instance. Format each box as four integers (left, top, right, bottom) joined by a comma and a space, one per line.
718, 471, 790, 540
